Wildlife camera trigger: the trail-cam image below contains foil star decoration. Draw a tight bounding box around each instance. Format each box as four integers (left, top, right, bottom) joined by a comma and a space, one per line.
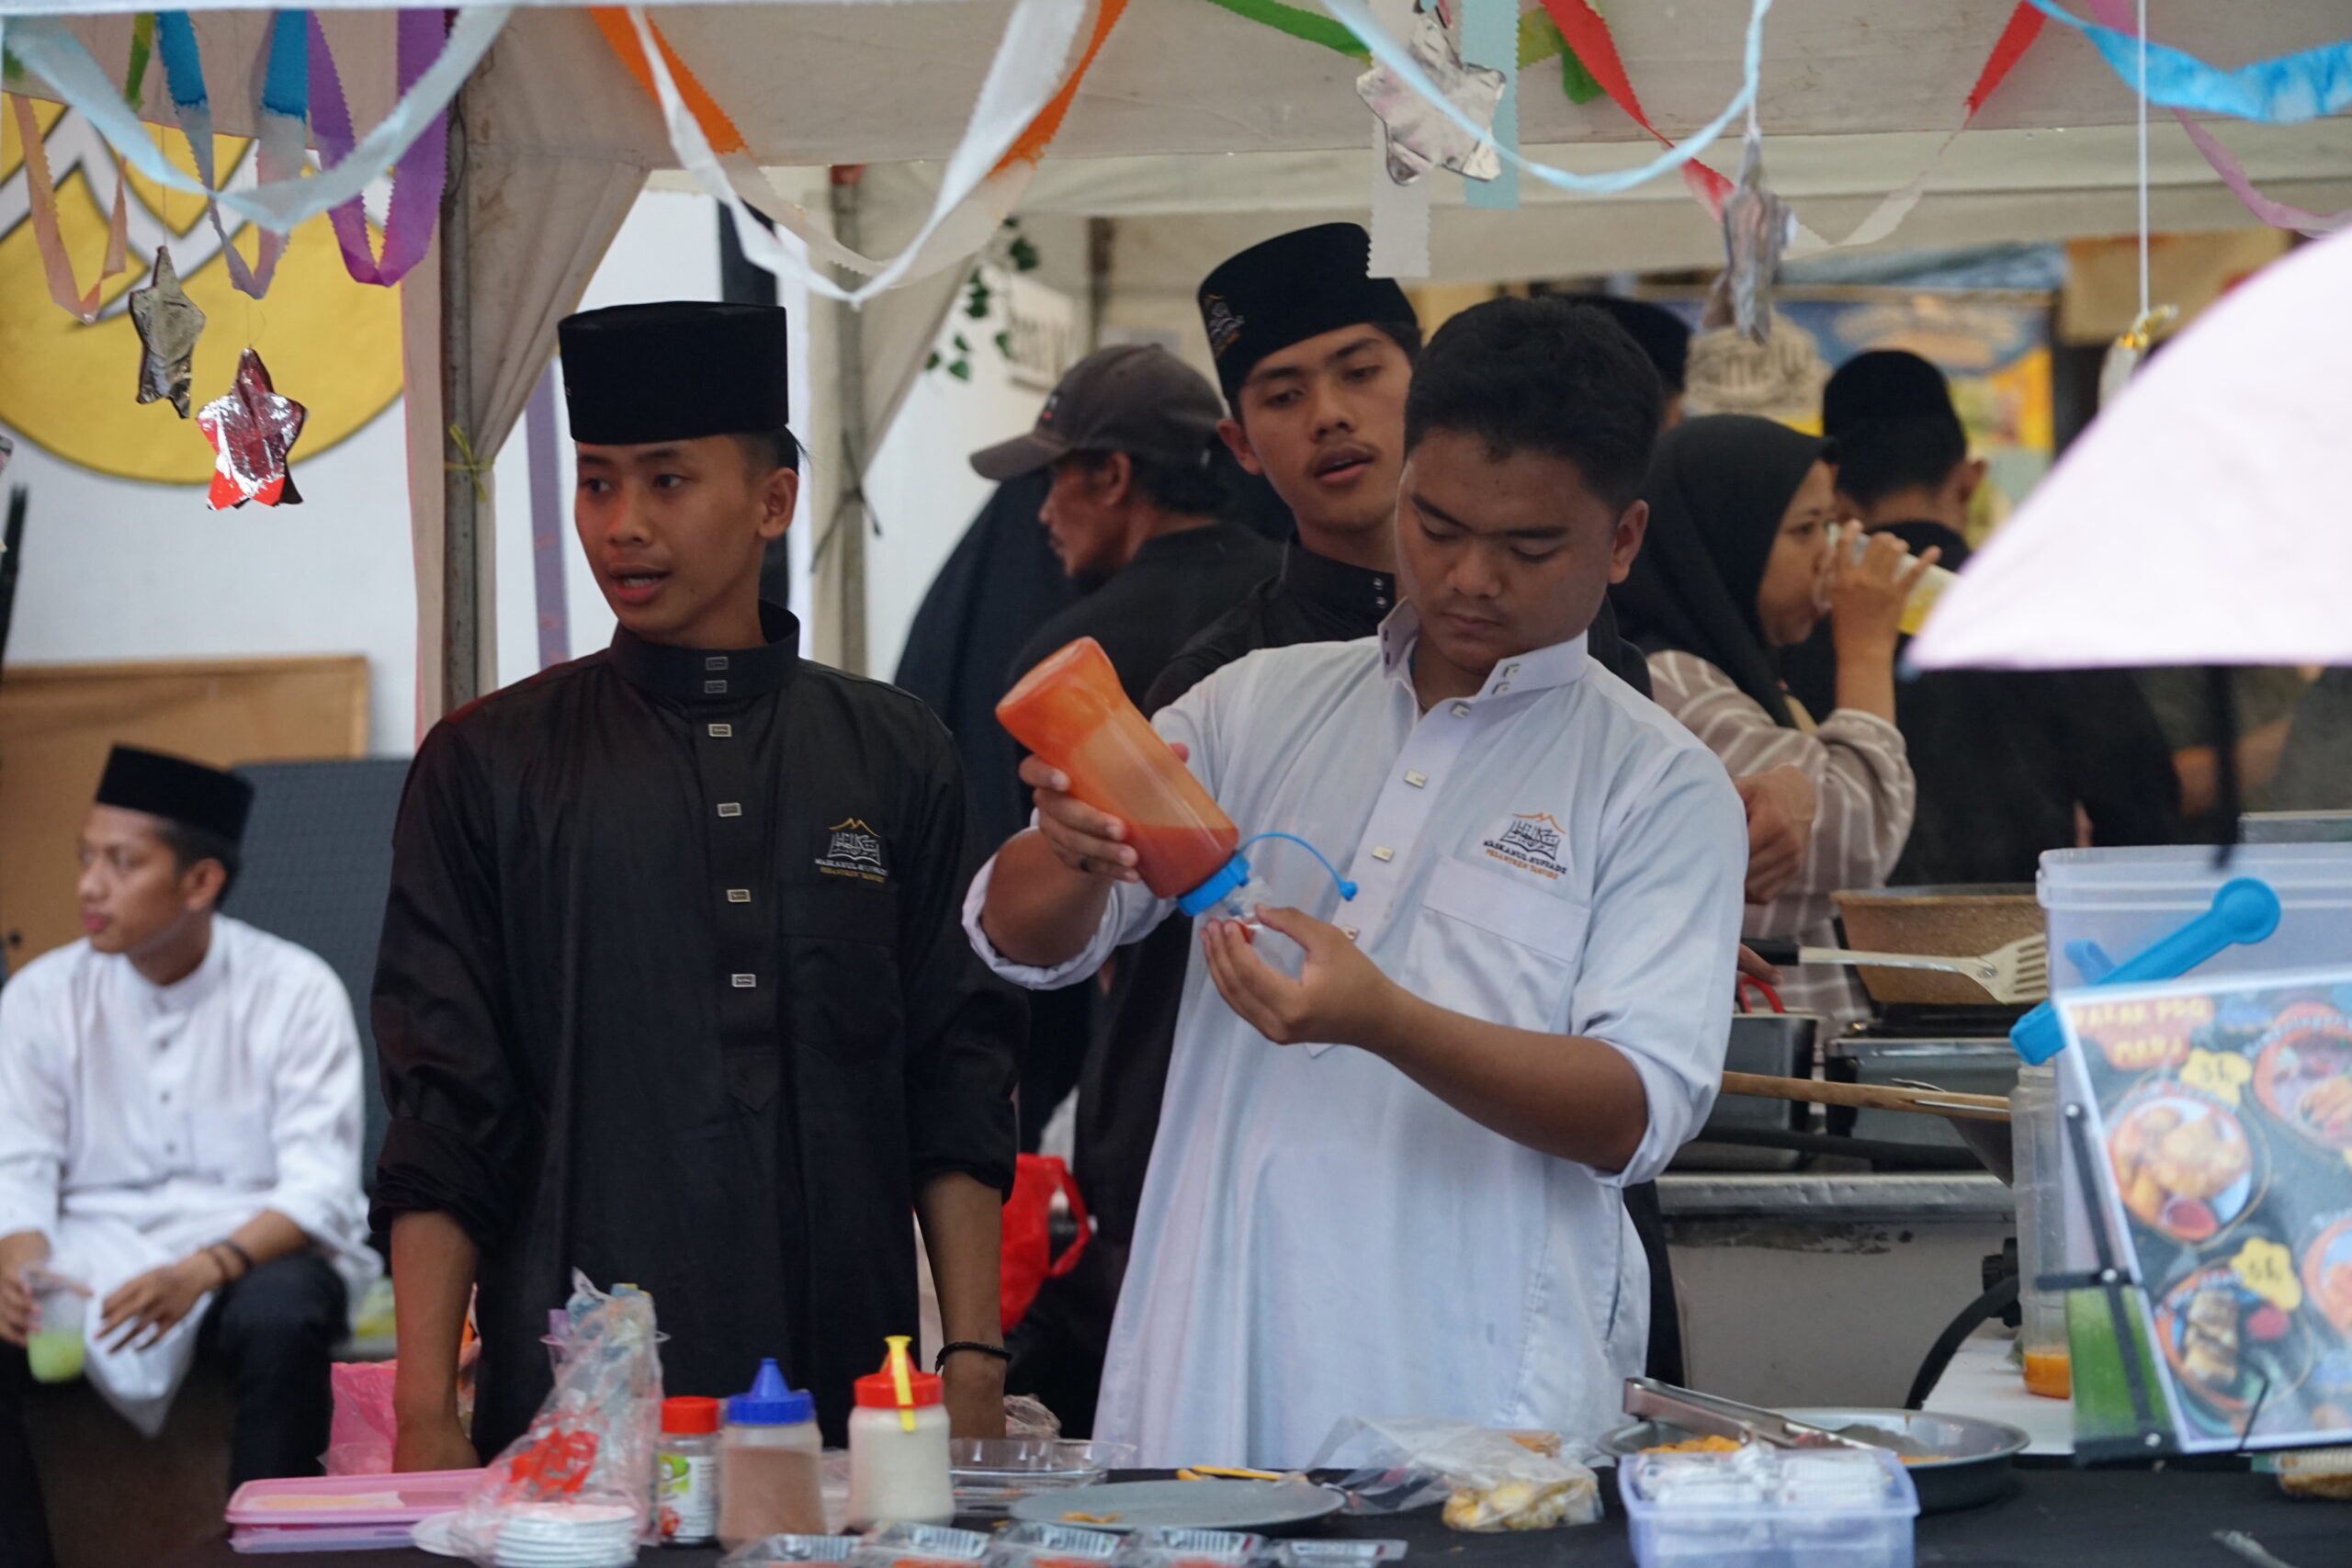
1355, 10, 1506, 186
1717, 128, 1796, 344
197, 349, 307, 510
127, 246, 207, 418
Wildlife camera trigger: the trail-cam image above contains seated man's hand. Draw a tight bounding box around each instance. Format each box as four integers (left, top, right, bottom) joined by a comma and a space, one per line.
0, 1270, 31, 1348
1019, 746, 1189, 885
1735, 766, 1817, 906
99, 1252, 229, 1352
1201, 906, 1396, 1049
395, 1410, 481, 1473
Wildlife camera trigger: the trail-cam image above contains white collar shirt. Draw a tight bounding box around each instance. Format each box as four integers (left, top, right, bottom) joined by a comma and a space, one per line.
965, 608, 1745, 1466
0, 915, 379, 1432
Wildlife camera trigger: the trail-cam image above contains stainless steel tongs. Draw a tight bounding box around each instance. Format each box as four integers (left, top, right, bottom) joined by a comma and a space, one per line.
1622, 1378, 1884, 1452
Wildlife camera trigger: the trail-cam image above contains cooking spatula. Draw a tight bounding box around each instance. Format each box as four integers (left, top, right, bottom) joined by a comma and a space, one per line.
1750, 934, 2049, 1003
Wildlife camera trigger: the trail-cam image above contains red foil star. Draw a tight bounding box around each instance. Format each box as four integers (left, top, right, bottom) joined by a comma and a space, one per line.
197, 349, 307, 509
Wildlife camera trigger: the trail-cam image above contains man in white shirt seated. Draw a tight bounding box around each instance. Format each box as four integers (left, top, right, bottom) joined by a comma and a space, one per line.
0, 747, 379, 1567
969, 299, 1746, 1467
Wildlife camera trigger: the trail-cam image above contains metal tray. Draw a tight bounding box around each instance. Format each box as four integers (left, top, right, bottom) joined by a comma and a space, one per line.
1599, 1406, 2030, 1514
1007, 1479, 1344, 1533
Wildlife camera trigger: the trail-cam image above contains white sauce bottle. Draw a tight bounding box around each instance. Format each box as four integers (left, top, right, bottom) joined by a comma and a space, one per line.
846, 1337, 956, 1529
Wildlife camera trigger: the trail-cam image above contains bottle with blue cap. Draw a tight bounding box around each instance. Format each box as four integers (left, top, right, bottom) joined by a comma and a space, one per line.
718, 1358, 825, 1550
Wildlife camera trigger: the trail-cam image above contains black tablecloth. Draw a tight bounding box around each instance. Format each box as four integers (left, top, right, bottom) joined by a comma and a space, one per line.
169, 1465, 2352, 1568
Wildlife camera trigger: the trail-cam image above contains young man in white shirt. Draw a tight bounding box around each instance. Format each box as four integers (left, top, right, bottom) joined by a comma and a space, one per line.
0, 748, 377, 1566
969, 299, 1747, 1465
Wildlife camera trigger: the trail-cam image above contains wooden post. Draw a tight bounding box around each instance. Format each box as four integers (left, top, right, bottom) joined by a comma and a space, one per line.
828, 166, 869, 676
439, 93, 481, 714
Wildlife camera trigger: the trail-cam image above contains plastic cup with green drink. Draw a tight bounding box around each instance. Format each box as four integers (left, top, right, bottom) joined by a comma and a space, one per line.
24, 1270, 91, 1384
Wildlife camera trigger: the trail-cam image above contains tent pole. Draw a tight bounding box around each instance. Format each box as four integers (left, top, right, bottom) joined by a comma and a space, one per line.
439, 91, 481, 713
828, 166, 870, 676
1087, 217, 1114, 353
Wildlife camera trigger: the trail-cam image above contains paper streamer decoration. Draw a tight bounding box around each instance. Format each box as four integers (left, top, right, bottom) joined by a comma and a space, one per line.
617, 0, 1109, 304
4, 7, 509, 235
153, 10, 309, 299
1462, 0, 1520, 209
2027, 0, 2352, 123
2075, 0, 2345, 237
1197, 0, 1370, 59
308, 12, 451, 286
1532, 0, 1731, 212
1363, 0, 1428, 279
5, 90, 130, 322
1320, 0, 1770, 199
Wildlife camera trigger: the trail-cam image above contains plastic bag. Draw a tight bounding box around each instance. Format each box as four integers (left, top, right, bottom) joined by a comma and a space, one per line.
1307, 1417, 1600, 1532
324, 1361, 400, 1474
443, 1273, 665, 1565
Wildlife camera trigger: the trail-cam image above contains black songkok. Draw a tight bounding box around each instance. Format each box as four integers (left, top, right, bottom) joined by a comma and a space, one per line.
559, 302, 792, 446
95, 745, 254, 842
1196, 224, 1416, 405
1556, 294, 1691, 393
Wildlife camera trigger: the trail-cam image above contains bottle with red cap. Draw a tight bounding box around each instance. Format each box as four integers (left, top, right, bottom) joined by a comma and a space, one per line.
846, 1336, 955, 1529
657, 1395, 721, 1545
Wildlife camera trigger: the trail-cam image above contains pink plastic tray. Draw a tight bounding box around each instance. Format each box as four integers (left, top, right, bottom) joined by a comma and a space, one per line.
225, 1469, 482, 1526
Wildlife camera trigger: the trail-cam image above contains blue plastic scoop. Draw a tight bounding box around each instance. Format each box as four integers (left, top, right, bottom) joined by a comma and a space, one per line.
2008, 876, 2282, 1064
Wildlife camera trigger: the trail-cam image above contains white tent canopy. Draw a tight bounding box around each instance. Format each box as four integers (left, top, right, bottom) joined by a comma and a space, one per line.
11, 0, 2350, 713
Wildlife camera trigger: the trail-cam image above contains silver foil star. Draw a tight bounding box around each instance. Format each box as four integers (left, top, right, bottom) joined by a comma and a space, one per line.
1719, 129, 1795, 344
198, 349, 307, 510
1356, 10, 1506, 186
128, 247, 208, 419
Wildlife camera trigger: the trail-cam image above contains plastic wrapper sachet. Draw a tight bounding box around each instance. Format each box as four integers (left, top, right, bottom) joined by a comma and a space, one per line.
443, 1273, 665, 1565
1308, 1417, 1600, 1531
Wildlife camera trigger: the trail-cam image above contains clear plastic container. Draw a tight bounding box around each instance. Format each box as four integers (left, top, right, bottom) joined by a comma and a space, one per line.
1821, 524, 1955, 637
2038, 844, 2352, 989
1618, 1445, 1917, 1568
997, 637, 1242, 908
2009, 1066, 2070, 1399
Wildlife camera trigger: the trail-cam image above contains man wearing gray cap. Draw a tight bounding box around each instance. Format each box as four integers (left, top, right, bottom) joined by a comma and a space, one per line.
978, 344, 1280, 706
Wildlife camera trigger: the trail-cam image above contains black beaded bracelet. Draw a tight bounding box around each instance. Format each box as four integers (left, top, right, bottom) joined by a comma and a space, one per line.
214, 1238, 256, 1278
934, 1340, 1011, 1371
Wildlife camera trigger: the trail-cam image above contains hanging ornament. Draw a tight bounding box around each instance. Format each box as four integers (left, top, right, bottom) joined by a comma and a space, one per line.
1714, 128, 1795, 344
2097, 303, 2179, 409
1355, 8, 1506, 185
127, 248, 208, 418
196, 350, 308, 510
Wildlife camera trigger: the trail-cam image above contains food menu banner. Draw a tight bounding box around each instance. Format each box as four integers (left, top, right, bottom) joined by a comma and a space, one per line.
2058, 969, 2352, 1453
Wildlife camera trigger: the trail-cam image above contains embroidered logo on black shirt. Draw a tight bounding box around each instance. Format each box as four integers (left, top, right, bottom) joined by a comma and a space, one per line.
816, 818, 889, 884
1481, 812, 1566, 881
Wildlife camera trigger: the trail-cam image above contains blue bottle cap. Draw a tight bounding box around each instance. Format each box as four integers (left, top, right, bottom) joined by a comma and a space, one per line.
1175, 853, 1252, 918
726, 1357, 815, 1426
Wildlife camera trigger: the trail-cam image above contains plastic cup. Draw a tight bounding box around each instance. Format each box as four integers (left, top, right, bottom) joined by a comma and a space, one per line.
26, 1275, 88, 1384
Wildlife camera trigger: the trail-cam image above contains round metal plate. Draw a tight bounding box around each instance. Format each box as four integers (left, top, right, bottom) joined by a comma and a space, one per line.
1007, 1479, 1346, 1533
1600, 1406, 2030, 1514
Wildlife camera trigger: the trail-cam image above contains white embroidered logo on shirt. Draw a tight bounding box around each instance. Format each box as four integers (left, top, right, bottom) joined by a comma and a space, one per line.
1481, 812, 1566, 880
815, 818, 889, 884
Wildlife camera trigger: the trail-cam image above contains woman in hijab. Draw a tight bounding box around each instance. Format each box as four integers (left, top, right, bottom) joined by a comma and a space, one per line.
1615, 414, 1933, 1020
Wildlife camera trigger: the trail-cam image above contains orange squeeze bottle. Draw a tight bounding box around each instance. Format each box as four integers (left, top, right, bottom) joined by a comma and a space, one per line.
997, 637, 1249, 914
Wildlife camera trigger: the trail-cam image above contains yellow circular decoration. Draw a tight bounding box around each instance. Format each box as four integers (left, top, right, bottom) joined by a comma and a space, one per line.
0, 106, 404, 485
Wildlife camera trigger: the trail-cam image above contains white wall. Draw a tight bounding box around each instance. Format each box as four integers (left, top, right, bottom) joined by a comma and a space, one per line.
862, 270, 1074, 680
2, 404, 422, 753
